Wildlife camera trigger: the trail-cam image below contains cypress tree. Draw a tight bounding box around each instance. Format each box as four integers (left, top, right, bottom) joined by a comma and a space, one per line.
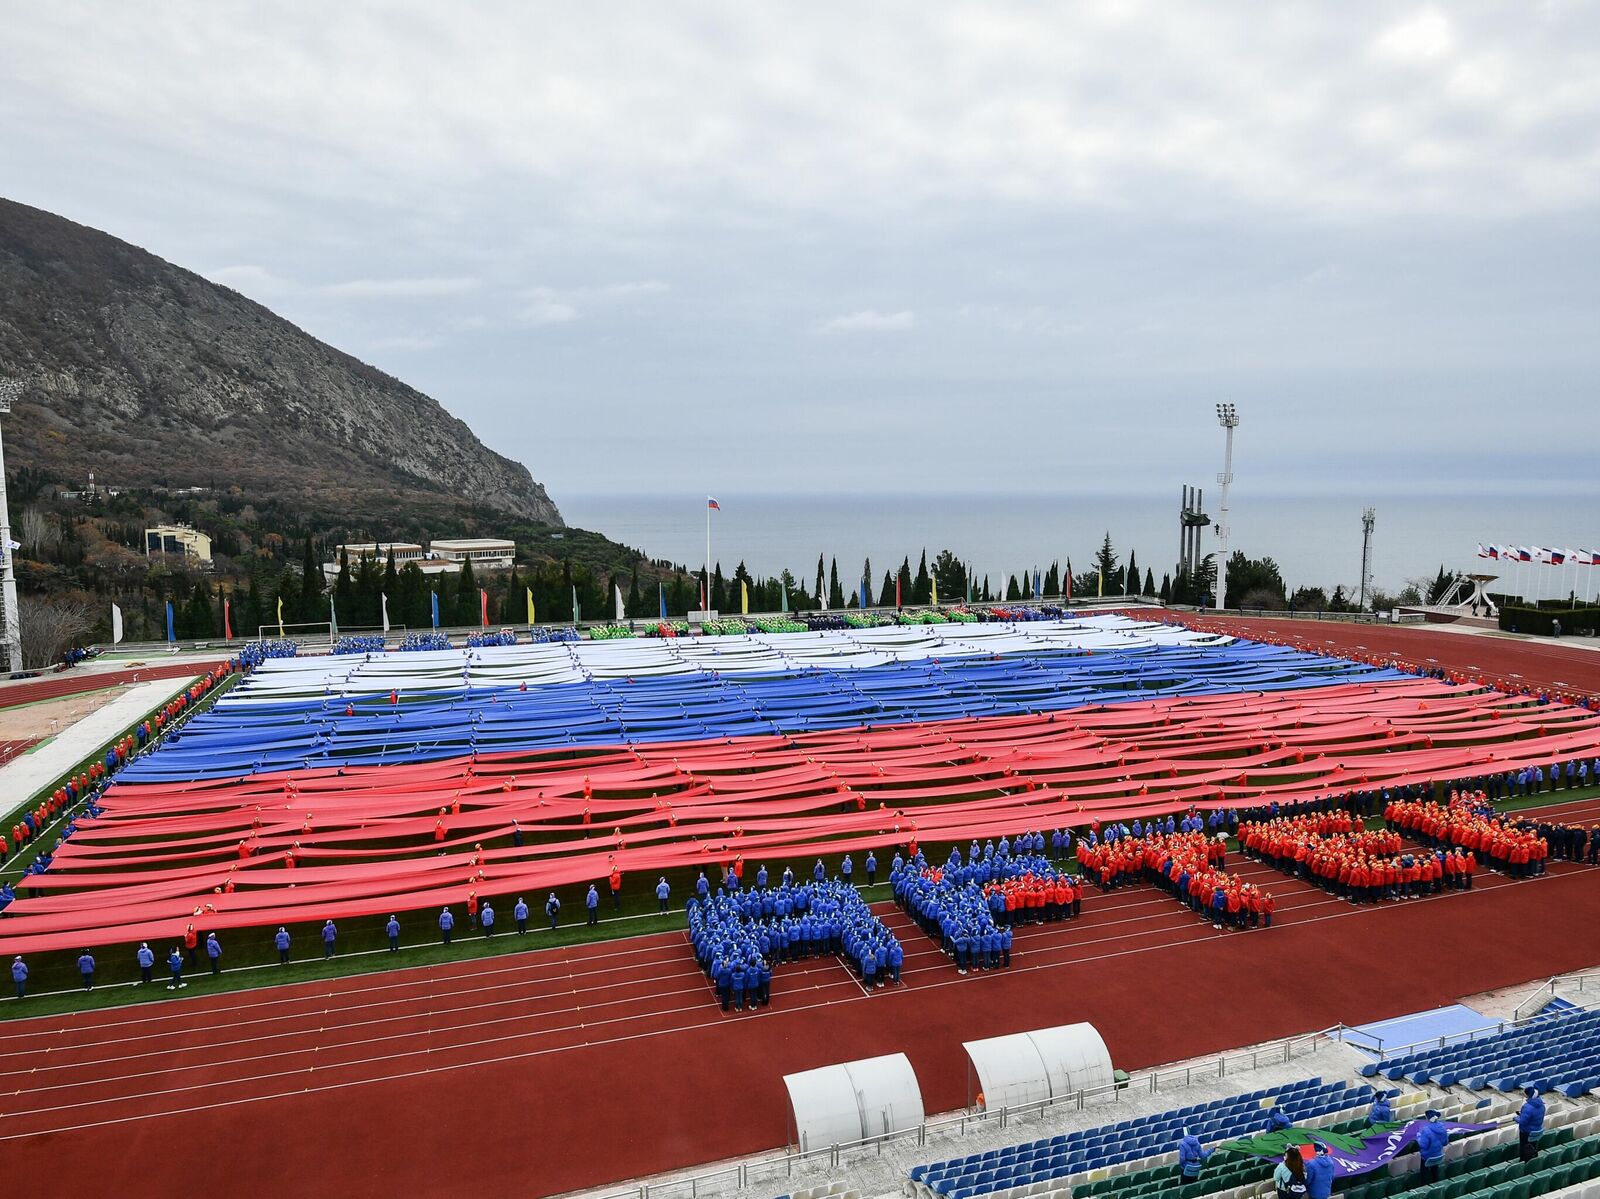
912, 550, 931, 605
712, 562, 727, 613
1126, 549, 1138, 597
814, 554, 826, 607
828, 558, 844, 609
877, 570, 895, 608
627, 564, 641, 617
381, 556, 400, 626
186, 580, 214, 637
456, 557, 479, 626
1043, 563, 1060, 597
299, 536, 320, 621
334, 548, 354, 627
1159, 573, 1172, 602
1144, 568, 1155, 595
896, 557, 912, 608
1007, 575, 1021, 601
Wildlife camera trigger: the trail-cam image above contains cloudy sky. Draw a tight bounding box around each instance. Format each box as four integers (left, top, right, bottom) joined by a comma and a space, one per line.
4, 2, 1598, 503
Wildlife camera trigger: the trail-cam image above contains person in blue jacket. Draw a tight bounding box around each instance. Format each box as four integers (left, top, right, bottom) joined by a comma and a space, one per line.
274, 927, 291, 965
439, 907, 454, 945
166, 947, 185, 990
1302, 1142, 1334, 1199
1369, 1093, 1394, 1124
1177, 1130, 1211, 1182
386, 915, 401, 950
1266, 1105, 1292, 1133
656, 877, 670, 913
321, 919, 337, 959
137, 942, 155, 984
513, 897, 529, 934
729, 960, 746, 1011
545, 892, 561, 930
481, 901, 496, 936
1416, 1110, 1449, 1182
841, 854, 853, 886
77, 950, 95, 991
865, 851, 877, 885
813, 858, 826, 883
888, 940, 903, 984
205, 933, 222, 976
9, 955, 26, 999
585, 885, 599, 925
1517, 1087, 1545, 1160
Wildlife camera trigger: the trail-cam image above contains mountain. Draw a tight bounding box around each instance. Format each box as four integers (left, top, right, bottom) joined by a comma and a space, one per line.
0, 197, 562, 525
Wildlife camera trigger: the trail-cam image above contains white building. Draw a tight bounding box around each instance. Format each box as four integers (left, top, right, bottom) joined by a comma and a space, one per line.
429, 538, 516, 570
145, 523, 212, 563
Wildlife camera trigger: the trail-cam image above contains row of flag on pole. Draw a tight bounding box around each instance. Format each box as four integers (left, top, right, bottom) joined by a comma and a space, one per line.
1478, 545, 1600, 565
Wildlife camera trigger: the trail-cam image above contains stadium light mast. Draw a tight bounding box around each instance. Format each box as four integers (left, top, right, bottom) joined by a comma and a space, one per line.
1213, 403, 1239, 612
0, 379, 22, 671
1360, 508, 1377, 611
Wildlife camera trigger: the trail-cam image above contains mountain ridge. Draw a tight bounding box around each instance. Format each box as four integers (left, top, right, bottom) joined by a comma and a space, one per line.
0, 197, 562, 525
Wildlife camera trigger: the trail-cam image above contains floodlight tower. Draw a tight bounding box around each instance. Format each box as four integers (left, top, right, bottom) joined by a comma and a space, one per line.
0, 378, 21, 671
1359, 508, 1376, 611
1213, 403, 1239, 611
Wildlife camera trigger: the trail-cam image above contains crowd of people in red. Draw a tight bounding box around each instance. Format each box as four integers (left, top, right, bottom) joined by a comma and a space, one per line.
984, 871, 1085, 924
1077, 830, 1275, 929
1239, 812, 1476, 902
1386, 793, 1548, 878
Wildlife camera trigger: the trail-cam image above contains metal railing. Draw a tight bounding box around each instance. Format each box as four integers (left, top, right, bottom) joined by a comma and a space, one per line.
573, 1025, 1341, 1199
1514, 974, 1600, 1023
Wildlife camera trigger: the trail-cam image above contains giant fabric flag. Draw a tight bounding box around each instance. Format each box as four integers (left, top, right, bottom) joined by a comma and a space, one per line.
1217, 1120, 1493, 1179
9, 613, 1600, 956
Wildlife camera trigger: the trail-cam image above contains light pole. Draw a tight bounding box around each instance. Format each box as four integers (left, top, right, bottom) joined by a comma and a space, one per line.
1213, 403, 1239, 612
0, 379, 22, 671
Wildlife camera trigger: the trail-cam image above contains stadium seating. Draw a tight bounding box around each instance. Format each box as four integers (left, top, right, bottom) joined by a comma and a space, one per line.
1343, 1127, 1600, 1199
907, 1078, 1372, 1199
1362, 1008, 1600, 1097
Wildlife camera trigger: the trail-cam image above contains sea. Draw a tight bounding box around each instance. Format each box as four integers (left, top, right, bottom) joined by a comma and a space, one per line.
558, 491, 1600, 605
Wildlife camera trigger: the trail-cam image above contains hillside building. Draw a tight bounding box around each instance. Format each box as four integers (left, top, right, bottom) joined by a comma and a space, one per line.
428, 538, 516, 569
144, 523, 212, 563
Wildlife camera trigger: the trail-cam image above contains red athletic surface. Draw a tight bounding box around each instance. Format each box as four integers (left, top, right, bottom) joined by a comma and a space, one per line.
0, 662, 223, 712
3, 798, 1599, 1199
1175, 615, 1600, 698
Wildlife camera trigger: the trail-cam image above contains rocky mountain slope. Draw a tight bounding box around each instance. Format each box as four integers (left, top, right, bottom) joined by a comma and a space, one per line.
0, 197, 562, 525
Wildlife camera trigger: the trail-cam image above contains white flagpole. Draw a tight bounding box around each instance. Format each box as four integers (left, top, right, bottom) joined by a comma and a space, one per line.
705, 502, 712, 614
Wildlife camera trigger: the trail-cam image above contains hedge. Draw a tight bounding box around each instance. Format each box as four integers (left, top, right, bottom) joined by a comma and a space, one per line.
1498, 605, 1600, 636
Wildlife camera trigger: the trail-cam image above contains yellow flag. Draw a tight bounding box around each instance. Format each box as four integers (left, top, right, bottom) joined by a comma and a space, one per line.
276, 596, 285, 636
931, 577, 938, 606
740, 580, 749, 615
526, 586, 536, 626
1097, 570, 1103, 598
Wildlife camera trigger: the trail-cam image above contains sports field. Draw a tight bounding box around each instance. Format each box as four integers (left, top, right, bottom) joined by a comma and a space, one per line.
1, 615, 1596, 1197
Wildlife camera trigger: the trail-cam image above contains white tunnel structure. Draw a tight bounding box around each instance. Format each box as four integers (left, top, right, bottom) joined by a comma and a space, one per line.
963, 1023, 1115, 1110
784, 1053, 925, 1151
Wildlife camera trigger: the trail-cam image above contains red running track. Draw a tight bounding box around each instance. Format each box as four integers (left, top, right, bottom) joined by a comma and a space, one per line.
1176, 614, 1600, 697
3, 840, 1599, 1198
0, 662, 224, 712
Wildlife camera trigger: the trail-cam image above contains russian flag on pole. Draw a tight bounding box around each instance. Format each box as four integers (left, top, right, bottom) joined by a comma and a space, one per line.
1549, 548, 1568, 565
706, 497, 720, 511
1517, 547, 1534, 562
1476, 544, 1489, 559
1484, 545, 1499, 560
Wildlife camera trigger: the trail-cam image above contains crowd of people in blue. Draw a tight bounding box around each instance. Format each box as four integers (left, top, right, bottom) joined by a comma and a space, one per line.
687, 876, 902, 1010
891, 835, 1084, 975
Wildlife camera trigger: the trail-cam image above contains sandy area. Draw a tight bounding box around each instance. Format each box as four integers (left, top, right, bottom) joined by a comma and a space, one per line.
0, 688, 126, 741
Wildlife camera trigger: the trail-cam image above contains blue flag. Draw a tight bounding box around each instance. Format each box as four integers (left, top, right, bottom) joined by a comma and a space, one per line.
430, 591, 440, 629
860, 578, 869, 609
658, 581, 667, 620
165, 600, 175, 643
1033, 569, 1043, 599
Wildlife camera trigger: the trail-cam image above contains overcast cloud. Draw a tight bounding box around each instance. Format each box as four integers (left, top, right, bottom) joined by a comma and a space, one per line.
2, 2, 1597, 500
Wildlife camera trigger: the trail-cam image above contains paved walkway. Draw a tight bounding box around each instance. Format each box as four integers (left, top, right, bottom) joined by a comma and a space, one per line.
0, 676, 198, 814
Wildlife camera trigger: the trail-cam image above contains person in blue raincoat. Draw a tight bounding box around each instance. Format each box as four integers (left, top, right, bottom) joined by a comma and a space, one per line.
439, 908, 455, 945
1416, 1111, 1449, 1183
1517, 1087, 1545, 1161
1177, 1130, 1211, 1182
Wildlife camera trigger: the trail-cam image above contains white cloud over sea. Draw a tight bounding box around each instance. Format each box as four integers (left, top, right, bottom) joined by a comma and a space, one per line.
2, 1, 1597, 500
